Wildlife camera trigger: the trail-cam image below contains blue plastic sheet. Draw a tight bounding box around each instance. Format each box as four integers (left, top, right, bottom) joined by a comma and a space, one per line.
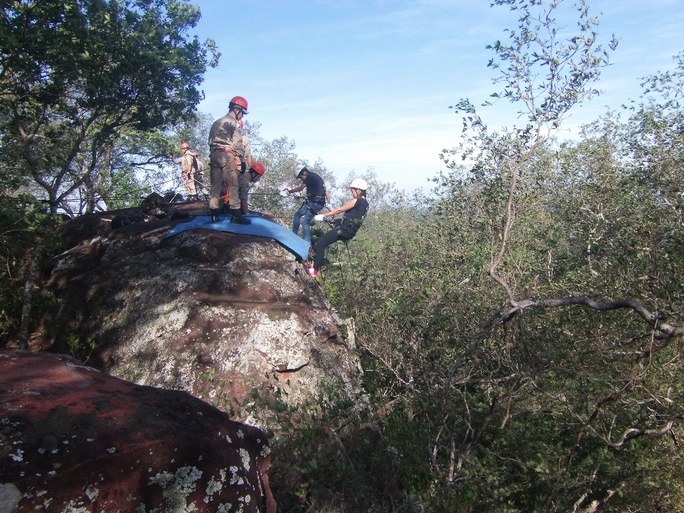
164, 214, 310, 261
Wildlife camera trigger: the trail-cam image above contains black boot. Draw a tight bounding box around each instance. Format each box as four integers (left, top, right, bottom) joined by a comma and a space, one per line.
210, 209, 221, 223
228, 208, 251, 225
230, 214, 251, 225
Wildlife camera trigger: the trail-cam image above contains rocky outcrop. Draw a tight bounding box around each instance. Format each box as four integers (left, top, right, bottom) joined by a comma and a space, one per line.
29, 201, 365, 429
0, 350, 276, 513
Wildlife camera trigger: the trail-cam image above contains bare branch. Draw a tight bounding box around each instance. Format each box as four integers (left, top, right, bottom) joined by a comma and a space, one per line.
495, 296, 684, 339
604, 419, 676, 448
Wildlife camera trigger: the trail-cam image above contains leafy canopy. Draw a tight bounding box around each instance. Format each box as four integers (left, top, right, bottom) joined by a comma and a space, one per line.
0, 0, 219, 214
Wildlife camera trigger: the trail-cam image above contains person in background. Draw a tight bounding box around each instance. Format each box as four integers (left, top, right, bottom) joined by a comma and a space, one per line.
306, 178, 369, 278
193, 154, 209, 200
226, 161, 266, 220
171, 141, 197, 201
207, 96, 248, 222
283, 167, 328, 243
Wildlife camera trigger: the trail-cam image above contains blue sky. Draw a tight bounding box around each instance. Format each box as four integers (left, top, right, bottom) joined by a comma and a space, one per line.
192, 0, 684, 191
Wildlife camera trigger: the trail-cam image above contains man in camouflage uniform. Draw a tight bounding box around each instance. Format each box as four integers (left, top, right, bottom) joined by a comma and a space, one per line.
172, 141, 197, 201
207, 96, 249, 222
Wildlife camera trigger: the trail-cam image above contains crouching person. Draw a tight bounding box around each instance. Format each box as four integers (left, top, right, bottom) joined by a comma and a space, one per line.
226, 161, 266, 224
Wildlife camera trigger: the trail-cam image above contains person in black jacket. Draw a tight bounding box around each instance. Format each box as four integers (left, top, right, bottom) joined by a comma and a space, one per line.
306, 178, 369, 277
284, 167, 328, 243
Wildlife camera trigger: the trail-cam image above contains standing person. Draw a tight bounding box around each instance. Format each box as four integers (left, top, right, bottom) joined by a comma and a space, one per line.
306, 178, 369, 278
225, 161, 267, 221
284, 167, 328, 243
207, 96, 248, 222
223, 119, 254, 224
193, 153, 209, 200
171, 141, 197, 201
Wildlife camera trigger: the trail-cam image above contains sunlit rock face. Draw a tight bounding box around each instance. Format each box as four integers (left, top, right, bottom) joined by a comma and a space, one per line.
0, 350, 276, 513
29, 201, 364, 429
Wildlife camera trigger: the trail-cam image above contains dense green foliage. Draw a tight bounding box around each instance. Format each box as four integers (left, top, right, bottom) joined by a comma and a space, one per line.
274, 61, 684, 510
266, 3, 684, 513
0, 196, 65, 348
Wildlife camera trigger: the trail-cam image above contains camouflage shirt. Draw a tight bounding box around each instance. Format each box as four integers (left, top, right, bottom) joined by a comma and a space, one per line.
208, 111, 245, 158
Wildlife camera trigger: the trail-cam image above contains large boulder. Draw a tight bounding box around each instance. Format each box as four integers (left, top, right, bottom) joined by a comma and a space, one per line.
0, 350, 276, 513
28, 203, 365, 429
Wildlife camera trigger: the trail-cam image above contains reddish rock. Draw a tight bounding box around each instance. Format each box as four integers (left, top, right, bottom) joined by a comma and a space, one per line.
0, 350, 276, 513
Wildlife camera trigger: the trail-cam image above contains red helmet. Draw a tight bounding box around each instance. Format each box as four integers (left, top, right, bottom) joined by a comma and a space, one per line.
251, 161, 266, 175
229, 96, 248, 113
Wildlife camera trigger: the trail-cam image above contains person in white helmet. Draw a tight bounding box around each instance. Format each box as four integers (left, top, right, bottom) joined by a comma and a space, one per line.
306, 178, 369, 277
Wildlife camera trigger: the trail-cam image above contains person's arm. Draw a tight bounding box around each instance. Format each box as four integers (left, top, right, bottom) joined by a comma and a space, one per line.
287, 183, 306, 194
321, 198, 357, 219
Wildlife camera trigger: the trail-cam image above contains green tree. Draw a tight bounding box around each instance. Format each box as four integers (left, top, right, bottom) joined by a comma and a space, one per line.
0, 0, 219, 214
447, 0, 617, 306
245, 129, 337, 222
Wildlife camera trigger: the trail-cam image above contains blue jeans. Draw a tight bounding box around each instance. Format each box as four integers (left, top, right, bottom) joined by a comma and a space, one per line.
292, 201, 324, 243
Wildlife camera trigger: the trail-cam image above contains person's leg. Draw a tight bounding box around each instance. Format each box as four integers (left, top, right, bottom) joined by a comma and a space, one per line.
209, 151, 230, 210
228, 208, 251, 224
302, 202, 324, 243
209, 151, 235, 221
292, 203, 308, 236
301, 209, 314, 243
185, 173, 196, 198
227, 176, 241, 212
313, 229, 341, 271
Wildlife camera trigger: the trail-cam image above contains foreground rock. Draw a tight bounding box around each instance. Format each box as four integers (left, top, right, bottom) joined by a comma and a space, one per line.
0, 350, 276, 513
28, 202, 365, 429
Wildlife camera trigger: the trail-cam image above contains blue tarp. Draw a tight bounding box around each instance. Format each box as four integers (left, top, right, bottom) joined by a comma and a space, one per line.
163, 214, 310, 261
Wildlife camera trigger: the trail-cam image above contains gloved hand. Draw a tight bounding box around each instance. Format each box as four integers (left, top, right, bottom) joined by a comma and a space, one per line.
279, 189, 290, 197
313, 214, 325, 223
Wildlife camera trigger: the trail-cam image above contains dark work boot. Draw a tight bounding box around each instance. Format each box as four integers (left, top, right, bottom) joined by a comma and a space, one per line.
230, 213, 251, 225
210, 209, 221, 223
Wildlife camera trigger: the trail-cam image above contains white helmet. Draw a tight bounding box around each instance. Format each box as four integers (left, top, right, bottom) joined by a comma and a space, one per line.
350, 178, 368, 191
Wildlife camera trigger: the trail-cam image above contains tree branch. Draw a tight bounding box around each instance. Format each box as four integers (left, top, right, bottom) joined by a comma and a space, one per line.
604, 419, 677, 448
494, 295, 684, 339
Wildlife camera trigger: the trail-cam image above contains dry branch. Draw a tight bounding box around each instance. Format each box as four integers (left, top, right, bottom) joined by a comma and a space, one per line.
495, 296, 684, 339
